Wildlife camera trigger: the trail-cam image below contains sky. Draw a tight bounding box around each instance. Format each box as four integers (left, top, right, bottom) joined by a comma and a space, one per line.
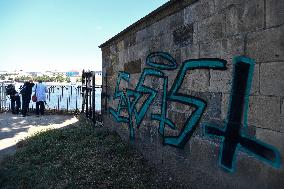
0, 0, 168, 72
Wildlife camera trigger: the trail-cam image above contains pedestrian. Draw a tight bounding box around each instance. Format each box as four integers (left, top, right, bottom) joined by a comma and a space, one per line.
20, 80, 34, 117
34, 80, 48, 116
5, 84, 21, 114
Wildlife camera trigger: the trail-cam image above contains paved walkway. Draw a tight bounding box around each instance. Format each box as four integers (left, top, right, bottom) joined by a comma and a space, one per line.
0, 112, 78, 162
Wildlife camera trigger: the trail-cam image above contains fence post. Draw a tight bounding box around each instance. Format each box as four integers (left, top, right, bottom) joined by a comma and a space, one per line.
81, 70, 85, 113
92, 72, 96, 122
66, 98, 69, 113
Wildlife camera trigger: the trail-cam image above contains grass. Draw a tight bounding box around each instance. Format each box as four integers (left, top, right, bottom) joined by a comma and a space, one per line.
0, 116, 178, 189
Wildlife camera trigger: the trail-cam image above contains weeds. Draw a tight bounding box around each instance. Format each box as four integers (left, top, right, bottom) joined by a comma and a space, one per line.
0, 116, 177, 189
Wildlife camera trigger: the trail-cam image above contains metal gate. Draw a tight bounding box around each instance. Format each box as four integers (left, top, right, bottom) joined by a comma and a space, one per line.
81, 70, 102, 122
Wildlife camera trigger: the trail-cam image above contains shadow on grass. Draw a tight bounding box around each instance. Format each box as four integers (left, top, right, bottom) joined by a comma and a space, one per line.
0, 116, 180, 189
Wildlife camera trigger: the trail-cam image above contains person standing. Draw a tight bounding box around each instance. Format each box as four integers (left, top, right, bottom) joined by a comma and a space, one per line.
6, 84, 21, 114
20, 80, 34, 117
35, 80, 48, 116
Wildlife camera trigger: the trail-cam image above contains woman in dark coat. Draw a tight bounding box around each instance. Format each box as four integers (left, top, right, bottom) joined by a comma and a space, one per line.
20, 81, 34, 117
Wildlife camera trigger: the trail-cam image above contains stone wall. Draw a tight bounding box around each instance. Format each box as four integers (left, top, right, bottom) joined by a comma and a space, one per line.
100, 0, 284, 188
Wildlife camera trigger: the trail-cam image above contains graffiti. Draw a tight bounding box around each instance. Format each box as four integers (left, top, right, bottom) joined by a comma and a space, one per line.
110, 52, 226, 147
203, 56, 281, 172
109, 52, 281, 172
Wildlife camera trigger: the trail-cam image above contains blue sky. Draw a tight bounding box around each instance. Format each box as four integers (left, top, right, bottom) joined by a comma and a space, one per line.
0, 0, 168, 72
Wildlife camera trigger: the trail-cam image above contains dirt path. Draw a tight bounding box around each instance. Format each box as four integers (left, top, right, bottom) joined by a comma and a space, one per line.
0, 112, 78, 162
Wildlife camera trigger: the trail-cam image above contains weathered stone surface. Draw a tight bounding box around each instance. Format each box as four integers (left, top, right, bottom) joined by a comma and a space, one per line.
201, 92, 222, 120
124, 33, 136, 48
246, 25, 284, 63
159, 33, 174, 52
248, 96, 281, 131
173, 24, 194, 47
124, 59, 142, 74
265, 168, 284, 189
213, 0, 229, 13
180, 69, 210, 92
266, 0, 284, 28
136, 27, 153, 42
256, 128, 284, 155
190, 136, 273, 189
209, 64, 233, 93
282, 99, 284, 133
101, 1, 284, 188
180, 43, 199, 60
225, 0, 264, 36
260, 62, 284, 96
106, 66, 113, 76
168, 111, 190, 131
221, 93, 230, 120
221, 34, 245, 63
184, 0, 215, 24
200, 40, 222, 58
251, 63, 260, 95
149, 35, 161, 52
198, 13, 226, 43
153, 11, 184, 37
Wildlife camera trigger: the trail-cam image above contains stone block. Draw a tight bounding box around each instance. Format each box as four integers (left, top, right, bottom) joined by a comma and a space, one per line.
136, 27, 152, 42
117, 40, 124, 52
184, 0, 215, 24
153, 11, 184, 37
173, 24, 194, 47
180, 69, 210, 92
168, 111, 190, 131
203, 92, 222, 120
209, 61, 258, 94
149, 35, 162, 52
266, 0, 284, 28
246, 25, 284, 63
248, 96, 281, 131
124, 59, 142, 74
124, 33, 136, 48
200, 40, 222, 58
256, 128, 284, 155
225, 0, 264, 36
118, 50, 125, 65
260, 62, 284, 96
106, 66, 113, 76
168, 91, 222, 121
159, 33, 174, 52
220, 34, 245, 63
180, 43, 199, 60
198, 13, 226, 43
168, 100, 195, 114
213, 0, 229, 13
209, 64, 233, 93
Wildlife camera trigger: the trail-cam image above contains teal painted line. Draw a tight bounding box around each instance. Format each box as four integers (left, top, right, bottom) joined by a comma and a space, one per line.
203, 56, 281, 172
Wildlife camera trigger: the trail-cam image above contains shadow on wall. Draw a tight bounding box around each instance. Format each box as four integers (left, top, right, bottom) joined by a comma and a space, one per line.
109, 52, 281, 173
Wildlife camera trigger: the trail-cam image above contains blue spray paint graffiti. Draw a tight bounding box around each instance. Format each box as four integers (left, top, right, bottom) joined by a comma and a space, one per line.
109, 52, 281, 172
203, 56, 281, 172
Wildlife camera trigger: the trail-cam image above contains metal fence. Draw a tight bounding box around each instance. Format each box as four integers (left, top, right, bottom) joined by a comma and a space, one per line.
0, 81, 101, 117
81, 70, 102, 122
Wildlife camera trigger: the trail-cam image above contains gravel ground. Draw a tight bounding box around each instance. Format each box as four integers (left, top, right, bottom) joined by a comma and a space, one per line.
0, 112, 78, 162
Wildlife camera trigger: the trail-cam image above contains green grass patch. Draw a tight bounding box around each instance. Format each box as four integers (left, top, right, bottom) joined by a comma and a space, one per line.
0, 116, 176, 189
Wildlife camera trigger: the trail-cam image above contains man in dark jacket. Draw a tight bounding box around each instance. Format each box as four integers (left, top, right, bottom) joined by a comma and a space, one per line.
6, 84, 21, 114
20, 81, 34, 117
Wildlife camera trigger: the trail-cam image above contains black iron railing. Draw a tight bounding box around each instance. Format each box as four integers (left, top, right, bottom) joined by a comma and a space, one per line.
81, 70, 102, 122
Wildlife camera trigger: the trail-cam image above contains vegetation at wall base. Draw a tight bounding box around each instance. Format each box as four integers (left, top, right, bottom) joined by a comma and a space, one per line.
0, 116, 180, 189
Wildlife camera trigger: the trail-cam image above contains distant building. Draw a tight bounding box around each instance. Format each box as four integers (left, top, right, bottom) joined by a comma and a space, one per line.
66, 70, 80, 77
